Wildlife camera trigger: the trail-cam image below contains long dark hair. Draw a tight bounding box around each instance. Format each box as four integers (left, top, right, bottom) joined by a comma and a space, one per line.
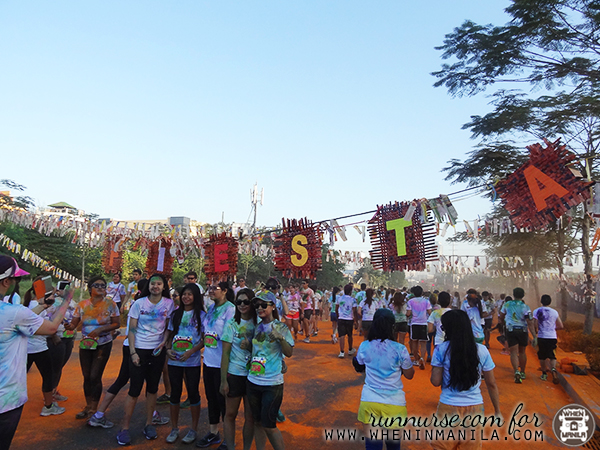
218, 281, 234, 303
24, 275, 45, 307
367, 310, 394, 342
391, 292, 406, 311
140, 273, 171, 299
234, 288, 257, 325
331, 286, 341, 301
170, 283, 204, 336
365, 288, 375, 307
441, 309, 481, 391
467, 293, 483, 318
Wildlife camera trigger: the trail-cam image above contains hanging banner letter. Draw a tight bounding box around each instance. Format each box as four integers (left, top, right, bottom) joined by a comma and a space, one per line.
523, 166, 569, 211
291, 234, 308, 267
386, 218, 412, 257
214, 243, 230, 272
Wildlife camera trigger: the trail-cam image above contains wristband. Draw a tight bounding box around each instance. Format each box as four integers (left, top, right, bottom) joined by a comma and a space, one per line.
130, 352, 137, 356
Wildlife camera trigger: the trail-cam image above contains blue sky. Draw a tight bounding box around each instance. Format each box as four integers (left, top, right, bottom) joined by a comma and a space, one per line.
2, 0, 514, 256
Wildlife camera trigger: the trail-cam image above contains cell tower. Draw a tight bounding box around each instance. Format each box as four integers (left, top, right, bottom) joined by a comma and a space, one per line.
251, 183, 264, 231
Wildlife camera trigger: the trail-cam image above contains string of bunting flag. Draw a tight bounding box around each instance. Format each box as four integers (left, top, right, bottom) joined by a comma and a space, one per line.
0, 138, 597, 281
0, 233, 82, 287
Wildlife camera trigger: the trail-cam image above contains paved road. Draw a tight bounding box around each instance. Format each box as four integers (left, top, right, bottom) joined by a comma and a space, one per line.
13, 328, 577, 449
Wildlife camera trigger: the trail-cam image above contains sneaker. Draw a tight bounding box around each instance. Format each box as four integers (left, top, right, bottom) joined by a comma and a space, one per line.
144, 424, 158, 440
166, 429, 179, 443
500, 350, 510, 355
302, 338, 310, 343
540, 373, 548, 381
217, 442, 228, 450
412, 360, 420, 366
181, 398, 191, 409
551, 368, 560, 385
117, 429, 131, 446
298, 329, 304, 335
312, 331, 318, 336
152, 411, 170, 425
157, 393, 171, 404
520, 371, 526, 380
196, 432, 221, 448
348, 348, 356, 356
418, 358, 426, 370
277, 410, 286, 422
41, 402, 66, 416
338, 352, 345, 358
88, 415, 114, 429
182, 430, 197, 444
75, 408, 92, 420
514, 371, 522, 384
53, 393, 68, 402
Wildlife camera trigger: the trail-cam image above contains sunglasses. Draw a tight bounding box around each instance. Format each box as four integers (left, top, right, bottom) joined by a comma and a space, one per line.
235, 299, 251, 306
254, 301, 274, 310
91, 283, 107, 289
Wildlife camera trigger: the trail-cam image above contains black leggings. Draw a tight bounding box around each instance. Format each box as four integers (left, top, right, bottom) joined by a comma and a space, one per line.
46, 337, 66, 391
27, 350, 53, 393
107, 344, 130, 395
79, 341, 112, 402
168, 365, 201, 405
128, 348, 166, 397
203, 365, 226, 424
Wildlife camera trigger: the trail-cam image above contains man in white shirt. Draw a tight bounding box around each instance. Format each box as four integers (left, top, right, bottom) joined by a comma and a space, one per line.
533, 294, 563, 384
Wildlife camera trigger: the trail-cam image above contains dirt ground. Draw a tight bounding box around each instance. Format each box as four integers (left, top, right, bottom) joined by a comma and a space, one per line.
12, 324, 581, 449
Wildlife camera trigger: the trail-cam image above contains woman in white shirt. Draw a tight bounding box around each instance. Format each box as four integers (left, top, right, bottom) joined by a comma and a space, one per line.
353, 308, 414, 450
430, 310, 502, 450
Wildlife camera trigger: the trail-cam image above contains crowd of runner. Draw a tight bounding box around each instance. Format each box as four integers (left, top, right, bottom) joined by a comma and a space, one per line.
0, 254, 565, 450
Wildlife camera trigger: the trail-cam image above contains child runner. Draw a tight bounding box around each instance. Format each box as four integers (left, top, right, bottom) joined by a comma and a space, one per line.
353, 308, 414, 450
220, 287, 257, 450
165, 283, 205, 444
533, 294, 563, 384
430, 309, 502, 450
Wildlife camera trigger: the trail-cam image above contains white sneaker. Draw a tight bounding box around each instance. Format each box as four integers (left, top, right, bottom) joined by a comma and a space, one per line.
338, 352, 345, 358
41, 402, 66, 416
348, 348, 356, 356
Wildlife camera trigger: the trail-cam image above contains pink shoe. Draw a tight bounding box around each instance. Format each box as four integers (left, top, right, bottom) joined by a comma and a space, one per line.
500, 350, 510, 355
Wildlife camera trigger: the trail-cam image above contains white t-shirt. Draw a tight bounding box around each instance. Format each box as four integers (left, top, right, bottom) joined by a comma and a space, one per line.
301, 288, 314, 310
359, 299, 377, 321
2, 293, 21, 304
427, 308, 451, 345
355, 339, 413, 406
431, 341, 495, 406
0, 302, 44, 414
247, 319, 294, 386
128, 297, 175, 349
466, 306, 484, 340
202, 301, 236, 368
406, 297, 431, 325
336, 295, 357, 320
27, 301, 48, 354
533, 306, 560, 339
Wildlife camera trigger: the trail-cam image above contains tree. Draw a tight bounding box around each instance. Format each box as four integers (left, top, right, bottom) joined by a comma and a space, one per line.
435, 0, 600, 333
